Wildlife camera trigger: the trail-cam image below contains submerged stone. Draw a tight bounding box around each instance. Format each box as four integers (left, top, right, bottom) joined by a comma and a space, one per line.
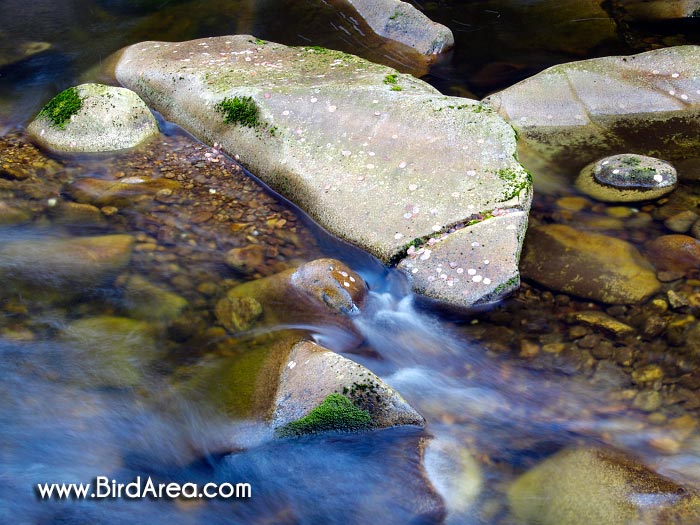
114, 35, 531, 308
27, 83, 159, 153
121, 274, 188, 322
223, 258, 367, 346
576, 154, 677, 202
343, 0, 454, 55
0, 234, 134, 299
59, 316, 160, 388
508, 447, 700, 525
520, 224, 661, 304
615, 0, 700, 20
645, 234, 700, 274
67, 176, 180, 208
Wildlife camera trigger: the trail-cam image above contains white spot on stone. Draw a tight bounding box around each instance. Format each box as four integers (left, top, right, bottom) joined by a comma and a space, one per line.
366, 164, 375, 169
412, 268, 418, 274
409, 184, 418, 191
672, 73, 679, 78
451, 192, 460, 198
472, 275, 483, 283
310, 97, 318, 103
288, 361, 296, 369
374, 111, 381, 116
468, 269, 477, 276
328, 105, 337, 112
484, 259, 490, 265
431, 224, 441, 232
612, 169, 620, 174
483, 278, 492, 285
394, 233, 404, 240
399, 162, 407, 169
392, 134, 398, 139
403, 212, 412, 219
466, 170, 476, 176
209, 188, 217, 194
654, 174, 664, 183
471, 242, 479, 247
681, 94, 688, 101
456, 268, 464, 274
343, 281, 350, 287
420, 249, 432, 261
282, 110, 290, 116
669, 90, 676, 96
47, 198, 57, 207
341, 150, 351, 157
349, 276, 356, 282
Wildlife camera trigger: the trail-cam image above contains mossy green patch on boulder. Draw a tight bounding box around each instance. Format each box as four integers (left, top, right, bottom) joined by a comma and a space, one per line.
276, 393, 372, 437
216, 96, 259, 127
38, 86, 83, 130
28, 83, 159, 153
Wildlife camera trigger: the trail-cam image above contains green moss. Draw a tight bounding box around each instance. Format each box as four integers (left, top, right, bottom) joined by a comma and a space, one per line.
277, 393, 372, 437
215, 96, 260, 128
497, 167, 532, 201
384, 73, 398, 85
391, 85, 402, 92
493, 276, 519, 295
38, 87, 83, 129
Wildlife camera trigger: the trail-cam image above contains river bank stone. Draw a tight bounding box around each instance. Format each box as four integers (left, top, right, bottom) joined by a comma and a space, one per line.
484, 46, 700, 171
272, 340, 424, 434
575, 154, 678, 203
0, 234, 134, 299
344, 0, 454, 55
27, 83, 158, 153
508, 447, 700, 525
114, 35, 532, 308
520, 224, 661, 304
615, 0, 700, 20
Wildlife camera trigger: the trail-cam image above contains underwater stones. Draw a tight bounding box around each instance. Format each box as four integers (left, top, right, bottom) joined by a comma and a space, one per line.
0, 201, 31, 225
0, 38, 51, 68
344, 0, 454, 55
120, 274, 188, 322
224, 244, 266, 276
576, 154, 677, 203
0, 234, 134, 298
27, 83, 158, 153
214, 292, 263, 333
423, 437, 482, 519
272, 340, 424, 434
59, 316, 160, 388
484, 46, 700, 168
520, 225, 661, 304
67, 176, 180, 208
114, 35, 531, 309
507, 447, 700, 525
646, 234, 700, 273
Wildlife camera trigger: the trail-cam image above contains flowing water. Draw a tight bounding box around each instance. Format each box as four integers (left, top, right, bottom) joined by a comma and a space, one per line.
2, 1, 700, 524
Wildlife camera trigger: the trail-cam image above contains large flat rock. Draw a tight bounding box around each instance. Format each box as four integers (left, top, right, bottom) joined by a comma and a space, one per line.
484, 46, 700, 169
114, 35, 531, 307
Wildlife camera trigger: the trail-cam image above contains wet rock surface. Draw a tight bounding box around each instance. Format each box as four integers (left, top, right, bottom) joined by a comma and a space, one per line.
484, 46, 700, 170
343, 0, 454, 55
114, 35, 531, 308
272, 340, 425, 433
576, 154, 678, 202
27, 83, 159, 152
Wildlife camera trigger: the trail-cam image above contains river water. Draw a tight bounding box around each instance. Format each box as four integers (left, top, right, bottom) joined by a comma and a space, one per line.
1, 1, 700, 524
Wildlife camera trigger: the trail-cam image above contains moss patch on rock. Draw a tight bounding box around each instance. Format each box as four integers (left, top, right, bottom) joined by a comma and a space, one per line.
215, 96, 260, 128
38, 87, 83, 129
277, 393, 372, 437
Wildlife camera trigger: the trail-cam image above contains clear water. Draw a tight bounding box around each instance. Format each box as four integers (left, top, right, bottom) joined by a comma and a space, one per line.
2, 2, 700, 524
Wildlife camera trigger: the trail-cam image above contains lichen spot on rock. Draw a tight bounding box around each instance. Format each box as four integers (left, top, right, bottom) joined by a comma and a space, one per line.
276, 393, 372, 437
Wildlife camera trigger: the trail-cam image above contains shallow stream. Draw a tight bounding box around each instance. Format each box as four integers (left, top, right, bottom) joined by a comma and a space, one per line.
2, 1, 700, 524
